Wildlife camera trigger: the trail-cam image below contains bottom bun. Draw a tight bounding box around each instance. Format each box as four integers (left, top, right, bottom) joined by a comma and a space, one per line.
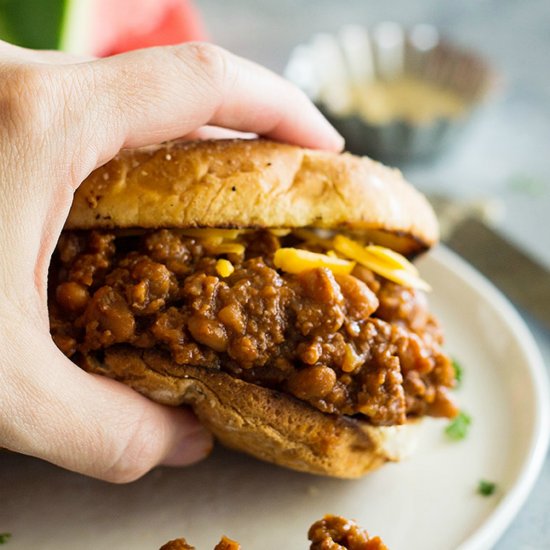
83, 348, 416, 478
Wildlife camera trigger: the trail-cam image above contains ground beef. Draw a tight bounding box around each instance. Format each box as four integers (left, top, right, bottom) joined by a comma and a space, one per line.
308, 515, 388, 550
49, 229, 457, 426
159, 515, 385, 550
159, 539, 196, 550
160, 536, 240, 550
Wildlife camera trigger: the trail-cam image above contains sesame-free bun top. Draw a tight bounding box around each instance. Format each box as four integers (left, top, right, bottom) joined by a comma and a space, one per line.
66, 139, 438, 255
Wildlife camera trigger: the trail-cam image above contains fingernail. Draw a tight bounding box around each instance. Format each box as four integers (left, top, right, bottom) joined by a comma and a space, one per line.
162, 425, 214, 467
309, 127, 345, 153
315, 112, 346, 152
330, 132, 346, 152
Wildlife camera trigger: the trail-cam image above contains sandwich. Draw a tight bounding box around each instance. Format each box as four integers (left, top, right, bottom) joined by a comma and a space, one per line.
48, 139, 457, 478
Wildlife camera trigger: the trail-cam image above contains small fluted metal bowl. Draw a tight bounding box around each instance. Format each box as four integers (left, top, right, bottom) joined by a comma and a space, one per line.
285, 23, 495, 163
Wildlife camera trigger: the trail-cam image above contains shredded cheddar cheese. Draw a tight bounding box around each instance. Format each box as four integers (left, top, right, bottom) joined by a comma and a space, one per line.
333, 235, 430, 291
180, 228, 242, 244
293, 229, 333, 250
364, 245, 419, 275
177, 227, 429, 290
274, 248, 355, 275
208, 242, 245, 255
216, 259, 235, 277
269, 228, 291, 236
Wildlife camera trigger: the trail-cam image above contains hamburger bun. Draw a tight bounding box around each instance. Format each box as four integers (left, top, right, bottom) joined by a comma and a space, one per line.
83, 347, 411, 478
66, 139, 438, 255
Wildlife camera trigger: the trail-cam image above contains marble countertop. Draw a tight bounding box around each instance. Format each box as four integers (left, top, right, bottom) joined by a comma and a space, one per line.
196, 1, 550, 548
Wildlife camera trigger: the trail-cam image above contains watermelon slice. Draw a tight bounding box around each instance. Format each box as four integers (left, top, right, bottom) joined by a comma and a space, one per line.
0, 0, 208, 56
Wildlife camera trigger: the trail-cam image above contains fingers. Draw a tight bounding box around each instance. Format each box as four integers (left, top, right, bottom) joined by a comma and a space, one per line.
0, 41, 343, 484
72, 42, 343, 167
2, 326, 212, 482
0, 39, 93, 64
29, 49, 95, 64
181, 125, 257, 141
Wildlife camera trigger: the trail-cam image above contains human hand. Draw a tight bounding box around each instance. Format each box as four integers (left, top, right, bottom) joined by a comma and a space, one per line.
0, 40, 343, 482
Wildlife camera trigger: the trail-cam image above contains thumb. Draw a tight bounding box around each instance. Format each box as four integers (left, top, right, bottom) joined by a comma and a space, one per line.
69, 42, 343, 172
2, 324, 213, 483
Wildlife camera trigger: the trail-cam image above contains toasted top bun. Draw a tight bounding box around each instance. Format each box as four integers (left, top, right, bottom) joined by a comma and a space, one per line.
66, 139, 438, 255
82, 348, 415, 478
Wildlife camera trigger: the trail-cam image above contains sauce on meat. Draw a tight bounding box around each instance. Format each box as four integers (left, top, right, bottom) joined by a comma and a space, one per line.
49, 229, 457, 426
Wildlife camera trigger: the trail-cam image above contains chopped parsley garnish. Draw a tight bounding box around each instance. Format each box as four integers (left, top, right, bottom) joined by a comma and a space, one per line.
445, 411, 472, 440
478, 480, 497, 496
452, 358, 463, 388
0, 533, 11, 545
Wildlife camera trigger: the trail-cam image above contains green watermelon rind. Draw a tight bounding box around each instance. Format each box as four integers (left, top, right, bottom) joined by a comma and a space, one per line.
58, 0, 93, 55
0, 0, 69, 50
0, 0, 93, 53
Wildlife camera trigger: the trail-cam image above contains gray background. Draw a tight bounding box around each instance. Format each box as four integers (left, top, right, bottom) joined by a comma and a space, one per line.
195, 1, 550, 548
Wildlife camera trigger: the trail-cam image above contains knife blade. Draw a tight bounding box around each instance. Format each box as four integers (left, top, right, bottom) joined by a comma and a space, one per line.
443, 216, 550, 332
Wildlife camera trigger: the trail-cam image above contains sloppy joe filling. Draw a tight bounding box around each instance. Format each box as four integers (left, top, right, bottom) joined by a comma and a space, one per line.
308, 515, 388, 550
159, 514, 385, 550
48, 228, 457, 426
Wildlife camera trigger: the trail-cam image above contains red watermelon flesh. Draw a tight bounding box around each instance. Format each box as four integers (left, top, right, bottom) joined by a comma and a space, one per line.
90, 0, 208, 57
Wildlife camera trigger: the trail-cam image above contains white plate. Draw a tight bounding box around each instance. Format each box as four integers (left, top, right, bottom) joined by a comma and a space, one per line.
1, 246, 548, 550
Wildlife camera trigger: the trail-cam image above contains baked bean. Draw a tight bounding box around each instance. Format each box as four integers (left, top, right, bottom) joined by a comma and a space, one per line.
288, 365, 337, 400
56, 281, 89, 312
